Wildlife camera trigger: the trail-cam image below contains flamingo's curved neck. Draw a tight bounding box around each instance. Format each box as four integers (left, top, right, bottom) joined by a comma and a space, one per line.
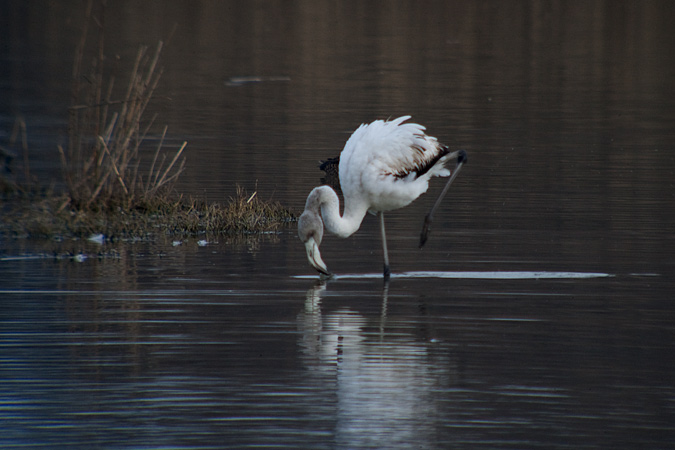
309, 186, 367, 238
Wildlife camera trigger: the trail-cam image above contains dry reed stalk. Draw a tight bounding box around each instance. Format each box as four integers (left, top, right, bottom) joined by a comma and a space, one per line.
148, 125, 168, 184
150, 141, 186, 194
98, 136, 128, 195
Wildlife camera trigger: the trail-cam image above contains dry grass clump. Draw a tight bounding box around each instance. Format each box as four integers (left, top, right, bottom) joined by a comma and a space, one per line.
0, 187, 294, 239
158, 187, 295, 235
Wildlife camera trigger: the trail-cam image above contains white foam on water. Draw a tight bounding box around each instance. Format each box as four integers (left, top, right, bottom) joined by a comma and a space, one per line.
294, 271, 614, 280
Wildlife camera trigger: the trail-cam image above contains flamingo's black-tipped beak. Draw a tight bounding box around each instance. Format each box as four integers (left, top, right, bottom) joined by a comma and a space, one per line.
304, 237, 332, 277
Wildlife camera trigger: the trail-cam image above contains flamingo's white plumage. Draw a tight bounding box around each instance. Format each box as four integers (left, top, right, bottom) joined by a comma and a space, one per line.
298, 115, 466, 278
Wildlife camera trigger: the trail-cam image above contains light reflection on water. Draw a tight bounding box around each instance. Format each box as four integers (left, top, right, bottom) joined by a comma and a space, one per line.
296, 270, 615, 280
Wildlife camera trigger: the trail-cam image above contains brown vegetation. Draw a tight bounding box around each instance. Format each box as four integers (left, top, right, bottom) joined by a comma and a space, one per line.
0, 187, 294, 239
61, 0, 184, 211
0, 1, 295, 240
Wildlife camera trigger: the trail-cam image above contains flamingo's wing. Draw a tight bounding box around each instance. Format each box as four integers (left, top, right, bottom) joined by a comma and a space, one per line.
342, 116, 451, 182
339, 116, 453, 211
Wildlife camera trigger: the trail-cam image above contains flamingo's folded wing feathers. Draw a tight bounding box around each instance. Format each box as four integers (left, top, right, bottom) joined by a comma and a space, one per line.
349, 116, 451, 180
338, 115, 453, 212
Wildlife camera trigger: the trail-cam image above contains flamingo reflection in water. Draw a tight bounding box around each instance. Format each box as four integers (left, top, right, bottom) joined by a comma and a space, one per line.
298, 116, 467, 278
297, 281, 457, 447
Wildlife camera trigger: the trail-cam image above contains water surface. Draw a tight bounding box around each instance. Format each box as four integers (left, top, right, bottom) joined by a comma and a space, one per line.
1, 1, 674, 448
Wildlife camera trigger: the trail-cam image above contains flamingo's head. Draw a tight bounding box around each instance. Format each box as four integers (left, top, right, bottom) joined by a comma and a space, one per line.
298, 208, 331, 277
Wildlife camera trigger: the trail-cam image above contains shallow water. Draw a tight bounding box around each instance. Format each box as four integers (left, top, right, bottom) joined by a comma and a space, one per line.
1, 248, 673, 449
2, 1, 675, 448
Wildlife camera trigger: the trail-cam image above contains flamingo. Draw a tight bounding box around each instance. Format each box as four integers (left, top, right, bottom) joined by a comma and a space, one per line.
298, 116, 467, 278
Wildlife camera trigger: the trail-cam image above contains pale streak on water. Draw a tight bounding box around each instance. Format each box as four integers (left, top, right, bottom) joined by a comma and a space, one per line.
2, 1, 675, 449
297, 271, 614, 280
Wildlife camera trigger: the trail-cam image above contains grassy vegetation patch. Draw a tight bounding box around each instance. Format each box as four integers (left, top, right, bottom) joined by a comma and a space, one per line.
1, 187, 294, 240
1, 2, 295, 241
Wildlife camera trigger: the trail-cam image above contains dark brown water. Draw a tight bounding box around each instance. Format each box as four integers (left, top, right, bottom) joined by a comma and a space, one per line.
2, 1, 675, 448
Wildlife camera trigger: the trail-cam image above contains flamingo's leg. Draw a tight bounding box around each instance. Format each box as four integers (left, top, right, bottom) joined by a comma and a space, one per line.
379, 212, 390, 279
419, 150, 467, 248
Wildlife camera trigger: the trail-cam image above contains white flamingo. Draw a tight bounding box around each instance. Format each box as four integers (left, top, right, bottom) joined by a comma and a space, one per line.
298, 116, 467, 278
